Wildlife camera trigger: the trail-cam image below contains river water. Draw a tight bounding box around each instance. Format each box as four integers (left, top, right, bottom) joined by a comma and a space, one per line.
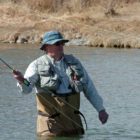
0, 44, 140, 140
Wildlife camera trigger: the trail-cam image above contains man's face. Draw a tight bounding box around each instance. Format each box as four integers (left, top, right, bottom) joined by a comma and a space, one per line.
44, 42, 64, 60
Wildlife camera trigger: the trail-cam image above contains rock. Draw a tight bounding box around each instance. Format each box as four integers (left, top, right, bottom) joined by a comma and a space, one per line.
66, 38, 91, 46
16, 35, 29, 43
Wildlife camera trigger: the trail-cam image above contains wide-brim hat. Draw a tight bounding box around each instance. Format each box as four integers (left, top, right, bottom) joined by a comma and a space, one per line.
40, 31, 69, 50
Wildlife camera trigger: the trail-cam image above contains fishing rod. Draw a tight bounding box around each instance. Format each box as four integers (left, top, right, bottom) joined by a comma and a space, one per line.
0, 58, 15, 71
0, 58, 30, 86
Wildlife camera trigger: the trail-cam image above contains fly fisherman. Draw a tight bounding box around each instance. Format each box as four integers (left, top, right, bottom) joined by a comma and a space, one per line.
13, 31, 109, 138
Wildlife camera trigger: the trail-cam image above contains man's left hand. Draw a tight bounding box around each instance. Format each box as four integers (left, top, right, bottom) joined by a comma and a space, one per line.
98, 110, 109, 124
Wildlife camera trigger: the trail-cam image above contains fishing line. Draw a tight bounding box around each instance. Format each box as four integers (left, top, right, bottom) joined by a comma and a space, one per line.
52, 94, 88, 130
37, 93, 84, 130
57, 90, 87, 129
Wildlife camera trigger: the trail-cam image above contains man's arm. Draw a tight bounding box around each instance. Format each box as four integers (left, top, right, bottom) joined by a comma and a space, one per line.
82, 68, 109, 124
13, 61, 39, 94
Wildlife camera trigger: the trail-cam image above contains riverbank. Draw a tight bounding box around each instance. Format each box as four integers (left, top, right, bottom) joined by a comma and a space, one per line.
0, 1, 140, 48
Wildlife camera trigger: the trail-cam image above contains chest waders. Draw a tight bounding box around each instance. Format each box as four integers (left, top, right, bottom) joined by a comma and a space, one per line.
36, 92, 85, 137
35, 55, 87, 137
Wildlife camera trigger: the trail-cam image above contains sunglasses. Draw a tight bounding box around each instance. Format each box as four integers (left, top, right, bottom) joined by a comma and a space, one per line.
54, 41, 64, 46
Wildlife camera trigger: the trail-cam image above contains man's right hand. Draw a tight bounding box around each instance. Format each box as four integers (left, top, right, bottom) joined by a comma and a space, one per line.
98, 109, 109, 124
13, 70, 24, 84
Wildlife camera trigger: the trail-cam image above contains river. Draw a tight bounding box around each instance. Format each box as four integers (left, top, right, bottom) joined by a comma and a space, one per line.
0, 43, 140, 140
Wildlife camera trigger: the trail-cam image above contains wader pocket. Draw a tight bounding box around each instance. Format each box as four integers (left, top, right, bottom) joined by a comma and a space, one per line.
40, 73, 61, 91
38, 63, 61, 91
47, 113, 65, 134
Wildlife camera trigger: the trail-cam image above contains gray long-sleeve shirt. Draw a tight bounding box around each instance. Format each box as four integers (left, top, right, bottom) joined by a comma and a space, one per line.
18, 55, 105, 112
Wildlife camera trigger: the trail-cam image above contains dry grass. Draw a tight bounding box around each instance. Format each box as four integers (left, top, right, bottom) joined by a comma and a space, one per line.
0, 0, 140, 48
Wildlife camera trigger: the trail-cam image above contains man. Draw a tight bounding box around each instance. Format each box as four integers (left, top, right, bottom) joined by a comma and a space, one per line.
13, 31, 109, 137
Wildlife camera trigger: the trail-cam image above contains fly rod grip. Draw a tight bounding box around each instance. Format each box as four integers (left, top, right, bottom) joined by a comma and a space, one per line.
13, 70, 30, 86
23, 79, 30, 86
